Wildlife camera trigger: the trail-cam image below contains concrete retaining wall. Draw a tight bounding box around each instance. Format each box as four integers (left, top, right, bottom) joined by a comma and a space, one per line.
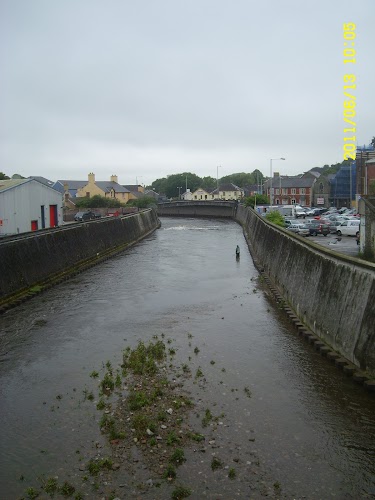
236, 204, 375, 376
0, 209, 159, 304
157, 201, 235, 218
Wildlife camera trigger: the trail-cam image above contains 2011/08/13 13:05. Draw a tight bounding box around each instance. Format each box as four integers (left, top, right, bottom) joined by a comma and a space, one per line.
342, 23, 356, 161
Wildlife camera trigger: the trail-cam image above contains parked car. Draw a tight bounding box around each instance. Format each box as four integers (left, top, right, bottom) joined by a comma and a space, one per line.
295, 208, 307, 218
287, 224, 310, 236
74, 211, 97, 222
295, 224, 310, 237
287, 224, 302, 233
327, 221, 342, 234
308, 222, 329, 236
336, 219, 360, 237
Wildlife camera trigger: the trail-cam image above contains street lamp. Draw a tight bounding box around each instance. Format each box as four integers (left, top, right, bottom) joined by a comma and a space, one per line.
216, 165, 222, 191
177, 186, 182, 200
270, 158, 285, 205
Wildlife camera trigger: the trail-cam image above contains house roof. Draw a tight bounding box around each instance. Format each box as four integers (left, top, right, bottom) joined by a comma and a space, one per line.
55, 180, 87, 189
0, 179, 30, 192
0, 178, 62, 195
29, 176, 56, 188
211, 183, 244, 194
265, 176, 315, 188
94, 181, 130, 193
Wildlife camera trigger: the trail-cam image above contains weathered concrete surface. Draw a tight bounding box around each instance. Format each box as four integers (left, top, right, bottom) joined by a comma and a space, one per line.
0, 209, 159, 304
236, 204, 375, 376
157, 200, 235, 218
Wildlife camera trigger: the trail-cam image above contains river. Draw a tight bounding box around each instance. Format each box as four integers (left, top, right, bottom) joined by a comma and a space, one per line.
0, 217, 374, 499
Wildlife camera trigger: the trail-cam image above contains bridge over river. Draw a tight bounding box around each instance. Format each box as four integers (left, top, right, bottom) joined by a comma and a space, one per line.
0, 217, 374, 499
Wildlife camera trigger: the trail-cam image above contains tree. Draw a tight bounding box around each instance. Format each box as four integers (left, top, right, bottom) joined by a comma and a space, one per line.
127, 196, 156, 208
0, 172, 10, 180
244, 194, 269, 208
265, 211, 285, 227
153, 172, 202, 198
75, 195, 124, 208
200, 176, 216, 190
371, 136, 375, 149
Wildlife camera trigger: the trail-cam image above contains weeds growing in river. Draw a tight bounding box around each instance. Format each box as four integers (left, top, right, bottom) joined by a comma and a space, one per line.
171, 485, 192, 499
163, 464, 177, 480
87, 457, 113, 476
41, 476, 58, 494
26, 486, 39, 499
122, 340, 166, 375
128, 390, 150, 410
170, 448, 186, 466
202, 409, 213, 427
211, 457, 223, 470
228, 467, 236, 479
59, 481, 75, 496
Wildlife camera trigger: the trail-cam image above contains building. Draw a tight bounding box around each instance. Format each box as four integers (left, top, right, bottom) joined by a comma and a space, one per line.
264, 174, 315, 207
211, 183, 244, 200
53, 179, 87, 198
0, 178, 63, 235
355, 145, 375, 199
189, 187, 214, 200
311, 175, 332, 208
330, 164, 356, 209
123, 184, 145, 201
76, 173, 131, 204
358, 195, 375, 258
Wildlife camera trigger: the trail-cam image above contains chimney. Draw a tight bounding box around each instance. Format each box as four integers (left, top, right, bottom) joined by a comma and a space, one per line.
110, 174, 118, 183
88, 172, 95, 184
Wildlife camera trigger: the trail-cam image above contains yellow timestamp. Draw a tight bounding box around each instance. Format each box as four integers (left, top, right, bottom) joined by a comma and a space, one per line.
343, 23, 356, 160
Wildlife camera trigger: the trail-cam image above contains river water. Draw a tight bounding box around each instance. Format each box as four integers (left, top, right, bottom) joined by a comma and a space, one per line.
0, 217, 374, 499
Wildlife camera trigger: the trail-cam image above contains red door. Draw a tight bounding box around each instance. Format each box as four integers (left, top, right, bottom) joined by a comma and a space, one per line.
49, 205, 58, 227
31, 220, 38, 231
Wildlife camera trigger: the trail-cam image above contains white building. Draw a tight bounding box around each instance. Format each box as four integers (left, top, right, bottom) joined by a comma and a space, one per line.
0, 179, 63, 235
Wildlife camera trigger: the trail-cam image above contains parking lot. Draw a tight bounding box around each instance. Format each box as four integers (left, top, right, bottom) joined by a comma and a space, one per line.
305, 232, 360, 258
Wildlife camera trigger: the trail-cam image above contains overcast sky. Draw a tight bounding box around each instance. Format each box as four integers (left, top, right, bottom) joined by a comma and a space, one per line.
1, 0, 374, 186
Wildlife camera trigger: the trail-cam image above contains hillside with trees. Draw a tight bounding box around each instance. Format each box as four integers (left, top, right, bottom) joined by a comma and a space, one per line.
150, 169, 265, 199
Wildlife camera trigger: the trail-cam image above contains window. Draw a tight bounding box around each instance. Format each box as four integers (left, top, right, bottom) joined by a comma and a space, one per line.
222, 192, 225, 196
86, 192, 90, 197
300, 188, 305, 194
194, 195, 197, 199
291, 188, 296, 195
282, 188, 287, 195
291, 199, 296, 204
275, 188, 280, 195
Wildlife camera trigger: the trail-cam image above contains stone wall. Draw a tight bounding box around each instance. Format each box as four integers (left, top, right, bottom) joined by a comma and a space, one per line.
236, 204, 375, 376
0, 209, 159, 304
157, 201, 235, 218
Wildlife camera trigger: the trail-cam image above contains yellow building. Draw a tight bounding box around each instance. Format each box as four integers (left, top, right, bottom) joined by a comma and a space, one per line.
76, 173, 131, 203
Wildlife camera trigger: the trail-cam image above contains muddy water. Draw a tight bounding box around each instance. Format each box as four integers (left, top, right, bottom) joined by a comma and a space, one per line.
0, 217, 374, 499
